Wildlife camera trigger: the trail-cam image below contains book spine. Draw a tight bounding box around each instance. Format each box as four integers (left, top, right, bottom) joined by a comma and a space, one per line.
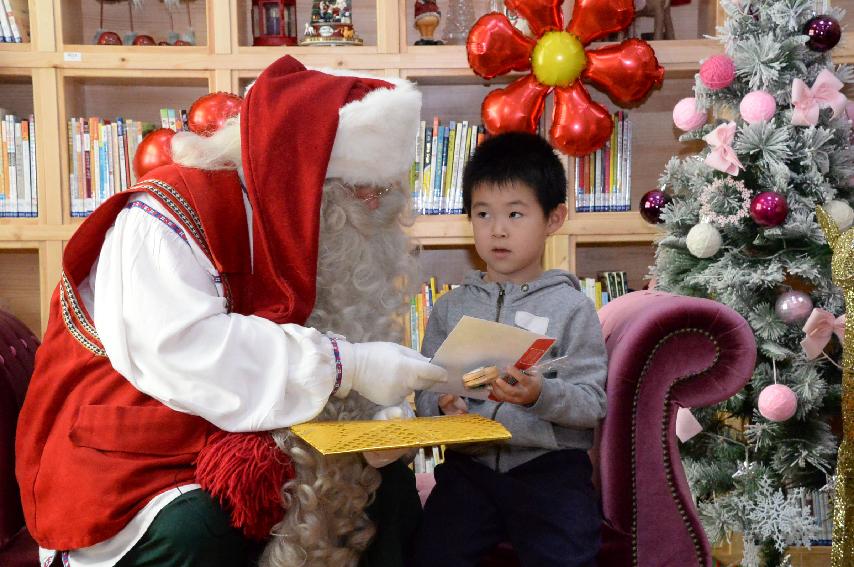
3, 0, 20, 42
19, 118, 29, 216
7, 116, 17, 217
28, 116, 35, 216
421, 124, 433, 214
625, 116, 632, 211
0, 3, 11, 42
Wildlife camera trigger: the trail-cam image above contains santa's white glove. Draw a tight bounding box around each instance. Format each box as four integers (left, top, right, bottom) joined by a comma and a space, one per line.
363, 403, 416, 468
335, 340, 446, 406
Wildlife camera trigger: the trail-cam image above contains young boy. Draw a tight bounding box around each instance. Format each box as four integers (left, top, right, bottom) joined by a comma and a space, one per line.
414, 132, 608, 567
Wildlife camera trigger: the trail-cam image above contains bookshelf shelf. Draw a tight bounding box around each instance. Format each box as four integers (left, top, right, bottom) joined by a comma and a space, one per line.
0, 0, 849, 334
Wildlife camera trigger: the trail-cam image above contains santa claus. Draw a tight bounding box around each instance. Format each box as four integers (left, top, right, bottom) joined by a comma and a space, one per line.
16, 55, 444, 567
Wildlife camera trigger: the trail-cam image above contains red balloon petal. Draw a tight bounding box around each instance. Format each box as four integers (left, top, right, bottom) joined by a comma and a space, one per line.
467, 14, 535, 79
482, 74, 551, 135
583, 39, 664, 106
504, 0, 564, 37
188, 92, 244, 137
550, 83, 613, 156
133, 128, 175, 178
567, 0, 634, 44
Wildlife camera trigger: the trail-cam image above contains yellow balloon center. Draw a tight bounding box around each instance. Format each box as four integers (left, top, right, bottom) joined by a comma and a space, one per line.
531, 31, 586, 88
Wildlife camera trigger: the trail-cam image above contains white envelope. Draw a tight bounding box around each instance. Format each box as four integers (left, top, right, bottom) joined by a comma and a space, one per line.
426, 316, 554, 400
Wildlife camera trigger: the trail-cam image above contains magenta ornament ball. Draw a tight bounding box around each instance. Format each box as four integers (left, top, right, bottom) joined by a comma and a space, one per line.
758, 384, 798, 422
803, 15, 841, 52
774, 290, 813, 324
700, 55, 735, 90
673, 97, 706, 131
750, 191, 788, 227
740, 91, 777, 124
639, 190, 671, 224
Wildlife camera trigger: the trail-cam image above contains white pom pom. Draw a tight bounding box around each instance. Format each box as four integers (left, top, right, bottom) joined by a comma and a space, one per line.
823, 199, 854, 231
686, 222, 722, 258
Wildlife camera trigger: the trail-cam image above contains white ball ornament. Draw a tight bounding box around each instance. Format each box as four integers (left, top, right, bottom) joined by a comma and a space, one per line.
686, 222, 722, 258
823, 199, 854, 231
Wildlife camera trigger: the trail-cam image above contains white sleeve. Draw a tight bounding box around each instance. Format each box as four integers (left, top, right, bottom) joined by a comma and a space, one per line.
91, 197, 336, 432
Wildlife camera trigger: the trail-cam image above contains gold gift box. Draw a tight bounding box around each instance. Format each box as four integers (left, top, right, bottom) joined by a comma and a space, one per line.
291, 413, 511, 455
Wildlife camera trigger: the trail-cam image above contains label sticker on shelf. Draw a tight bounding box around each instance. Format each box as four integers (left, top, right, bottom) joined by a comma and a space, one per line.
63, 52, 82, 62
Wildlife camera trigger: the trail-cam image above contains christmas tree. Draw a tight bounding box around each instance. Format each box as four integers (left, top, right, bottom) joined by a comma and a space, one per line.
649, 0, 852, 565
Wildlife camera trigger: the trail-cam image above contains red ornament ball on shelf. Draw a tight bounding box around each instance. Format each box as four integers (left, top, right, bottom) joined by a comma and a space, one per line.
133, 128, 175, 178
758, 384, 797, 422
96, 31, 123, 45
188, 92, 244, 137
639, 190, 671, 224
699, 55, 735, 90
174, 40, 192, 46
132, 35, 156, 46
750, 191, 788, 227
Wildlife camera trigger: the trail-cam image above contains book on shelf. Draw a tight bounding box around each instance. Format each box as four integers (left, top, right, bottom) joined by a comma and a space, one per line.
573, 111, 632, 213
0, 0, 29, 43
801, 488, 833, 545
0, 113, 37, 217
411, 117, 485, 215
68, 117, 153, 217
407, 277, 459, 350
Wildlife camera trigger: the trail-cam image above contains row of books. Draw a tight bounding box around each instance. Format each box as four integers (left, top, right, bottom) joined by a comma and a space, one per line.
573, 111, 633, 212
408, 277, 458, 351
802, 489, 833, 545
0, 114, 37, 218
411, 118, 486, 215
579, 272, 631, 309
159, 108, 191, 132
0, 0, 27, 43
68, 117, 149, 217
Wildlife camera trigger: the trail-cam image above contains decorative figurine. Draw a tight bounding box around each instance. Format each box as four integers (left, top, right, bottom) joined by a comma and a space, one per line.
414, 0, 442, 45
300, 0, 363, 46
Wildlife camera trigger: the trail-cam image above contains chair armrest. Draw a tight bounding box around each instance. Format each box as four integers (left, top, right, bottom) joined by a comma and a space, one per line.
595, 291, 755, 567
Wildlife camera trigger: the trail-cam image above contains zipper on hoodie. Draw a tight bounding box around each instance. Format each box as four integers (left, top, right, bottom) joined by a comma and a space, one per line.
492, 283, 505, 471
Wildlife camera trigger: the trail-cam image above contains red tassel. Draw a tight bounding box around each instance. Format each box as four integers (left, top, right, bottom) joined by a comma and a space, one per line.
195, 431, 296, 540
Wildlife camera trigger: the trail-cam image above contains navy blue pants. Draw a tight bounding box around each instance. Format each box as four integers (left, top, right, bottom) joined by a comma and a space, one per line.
415, 449, 601, 567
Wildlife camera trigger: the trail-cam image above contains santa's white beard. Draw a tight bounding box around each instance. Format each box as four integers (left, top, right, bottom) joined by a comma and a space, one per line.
261, 180, 419, 567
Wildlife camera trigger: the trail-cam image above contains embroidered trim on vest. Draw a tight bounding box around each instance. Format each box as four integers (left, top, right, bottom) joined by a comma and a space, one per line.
131, 178, 234, 311
126, 200, 189, 242
59, 273, 106, 357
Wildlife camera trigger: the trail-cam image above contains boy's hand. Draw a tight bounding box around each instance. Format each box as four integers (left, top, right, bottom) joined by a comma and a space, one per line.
490, 366, 542, 406
438, 394, 468, 415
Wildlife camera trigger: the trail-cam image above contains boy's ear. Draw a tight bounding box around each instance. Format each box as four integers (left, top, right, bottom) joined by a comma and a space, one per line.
546, 203, 568, 234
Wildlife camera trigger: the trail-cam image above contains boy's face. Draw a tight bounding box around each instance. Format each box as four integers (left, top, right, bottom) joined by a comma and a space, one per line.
469, 182, 567, 285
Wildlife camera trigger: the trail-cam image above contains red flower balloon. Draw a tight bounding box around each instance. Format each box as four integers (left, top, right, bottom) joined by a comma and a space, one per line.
187, 92, 243, 137
133, 128, 175, 178
468, 0, 665, 156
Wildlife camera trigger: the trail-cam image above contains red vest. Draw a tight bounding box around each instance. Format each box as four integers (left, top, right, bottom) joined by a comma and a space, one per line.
16, 165, 258, 550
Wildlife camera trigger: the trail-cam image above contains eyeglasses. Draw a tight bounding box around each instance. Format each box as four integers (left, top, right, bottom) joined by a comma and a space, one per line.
349, 185, 392, 202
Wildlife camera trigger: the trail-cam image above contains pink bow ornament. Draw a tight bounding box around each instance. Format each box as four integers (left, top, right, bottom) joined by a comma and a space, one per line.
703, 122, 743, 175
791, 69, 847, 127
800, 307, 846, 360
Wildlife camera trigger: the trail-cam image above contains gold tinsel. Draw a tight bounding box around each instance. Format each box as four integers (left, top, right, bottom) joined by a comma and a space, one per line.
816, 206, 854, 566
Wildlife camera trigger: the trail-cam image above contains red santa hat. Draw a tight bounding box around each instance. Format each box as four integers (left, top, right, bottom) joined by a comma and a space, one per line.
240, 55, 421, 325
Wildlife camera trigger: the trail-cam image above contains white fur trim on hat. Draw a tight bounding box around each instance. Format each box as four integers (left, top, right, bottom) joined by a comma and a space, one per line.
315, 69, 422, 187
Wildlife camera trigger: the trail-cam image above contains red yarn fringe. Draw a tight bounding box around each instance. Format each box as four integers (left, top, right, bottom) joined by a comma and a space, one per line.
195, 431, 296, 540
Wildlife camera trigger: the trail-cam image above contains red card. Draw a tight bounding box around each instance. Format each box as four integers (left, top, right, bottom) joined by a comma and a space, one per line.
514, 338, 556, 370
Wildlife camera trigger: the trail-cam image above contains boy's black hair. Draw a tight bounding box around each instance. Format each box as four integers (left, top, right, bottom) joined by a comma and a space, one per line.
462, 132, 567, 217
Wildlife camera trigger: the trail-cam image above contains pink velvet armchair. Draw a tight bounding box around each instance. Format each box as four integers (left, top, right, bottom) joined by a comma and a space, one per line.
418, 290, 757, 567
0, 309, 40, 567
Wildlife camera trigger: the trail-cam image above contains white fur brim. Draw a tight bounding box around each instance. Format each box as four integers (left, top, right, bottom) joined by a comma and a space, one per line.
312, 68, 422, 187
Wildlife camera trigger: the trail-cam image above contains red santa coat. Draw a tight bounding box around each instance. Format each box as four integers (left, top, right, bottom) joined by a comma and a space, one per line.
15, 165, 257, 550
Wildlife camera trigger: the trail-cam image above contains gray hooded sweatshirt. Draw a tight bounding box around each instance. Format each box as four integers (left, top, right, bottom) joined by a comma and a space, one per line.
415, 269, 608, 473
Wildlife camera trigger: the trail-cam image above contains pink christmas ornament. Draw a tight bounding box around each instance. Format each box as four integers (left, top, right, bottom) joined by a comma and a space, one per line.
673, 97, 707, 131
700, 55, 735, 90
775, 290, 813, 324
758, 384, 798, 422
740, 91, 777, 124
750, 191, 788, 226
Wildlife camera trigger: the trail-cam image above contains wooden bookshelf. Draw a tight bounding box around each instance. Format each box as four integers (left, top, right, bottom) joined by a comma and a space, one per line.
0, 0, 852, 336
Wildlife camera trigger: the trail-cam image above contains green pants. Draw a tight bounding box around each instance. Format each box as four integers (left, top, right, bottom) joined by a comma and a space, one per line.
116, 461, 422, 567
